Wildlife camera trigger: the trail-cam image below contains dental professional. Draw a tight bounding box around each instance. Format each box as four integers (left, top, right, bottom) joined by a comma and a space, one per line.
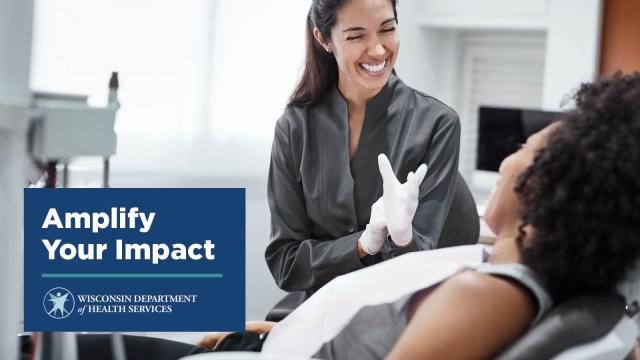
265, 0, 463, 301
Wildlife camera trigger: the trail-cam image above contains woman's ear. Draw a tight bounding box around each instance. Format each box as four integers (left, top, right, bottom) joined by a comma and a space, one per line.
313, 27, 332, 53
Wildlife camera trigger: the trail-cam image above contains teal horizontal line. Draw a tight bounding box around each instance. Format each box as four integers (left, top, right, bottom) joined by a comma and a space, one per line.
41, 273, 223, 279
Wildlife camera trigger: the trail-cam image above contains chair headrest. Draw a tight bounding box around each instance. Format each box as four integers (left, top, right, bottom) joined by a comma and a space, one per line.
495, 292, 625, 360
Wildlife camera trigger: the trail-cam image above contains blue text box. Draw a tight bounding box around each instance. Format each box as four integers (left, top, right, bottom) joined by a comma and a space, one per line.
24, 188, 245, 332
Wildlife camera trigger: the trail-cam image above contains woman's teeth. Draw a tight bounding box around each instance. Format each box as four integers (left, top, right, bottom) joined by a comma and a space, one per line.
360, 60, 386, 73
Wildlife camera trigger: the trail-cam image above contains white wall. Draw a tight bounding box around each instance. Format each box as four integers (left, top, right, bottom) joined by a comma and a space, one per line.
395, 1, 460, 105
543, 0, 603, 109
0, 0, 33, 103
0, 109, 28, 360
0, 0, 33, 358
397, 0, 603, 110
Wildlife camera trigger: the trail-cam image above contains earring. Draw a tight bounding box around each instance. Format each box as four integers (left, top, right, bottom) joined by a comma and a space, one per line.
325, 47, 331, 53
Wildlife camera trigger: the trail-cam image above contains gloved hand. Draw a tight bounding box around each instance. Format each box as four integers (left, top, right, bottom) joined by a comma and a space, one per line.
378, 154, 428, 247
358, 196, 387, 255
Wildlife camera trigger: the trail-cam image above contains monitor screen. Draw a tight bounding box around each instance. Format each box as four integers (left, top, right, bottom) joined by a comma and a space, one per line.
476, 106, 563, 172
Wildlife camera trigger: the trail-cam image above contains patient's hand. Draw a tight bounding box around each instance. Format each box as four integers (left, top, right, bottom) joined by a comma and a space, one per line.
197, 332, 232, 349
245, 320, 276, 333
197, 321, 277, 349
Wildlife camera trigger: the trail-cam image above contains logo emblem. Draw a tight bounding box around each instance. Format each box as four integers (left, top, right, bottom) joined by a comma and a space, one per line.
43, 287, 75, 319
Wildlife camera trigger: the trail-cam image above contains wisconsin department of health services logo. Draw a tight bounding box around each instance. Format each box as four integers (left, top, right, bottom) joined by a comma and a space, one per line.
43, 287, 75, 319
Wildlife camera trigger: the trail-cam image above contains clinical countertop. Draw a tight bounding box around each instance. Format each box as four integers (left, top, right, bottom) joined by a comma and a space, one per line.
59, 164, 268, 200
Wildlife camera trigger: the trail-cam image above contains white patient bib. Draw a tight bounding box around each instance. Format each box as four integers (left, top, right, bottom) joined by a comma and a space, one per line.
261, 244, 487, 358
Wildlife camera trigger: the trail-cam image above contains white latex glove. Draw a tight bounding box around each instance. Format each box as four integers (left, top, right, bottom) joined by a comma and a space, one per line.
378, 154, 428, 247
358, 196, 388, 255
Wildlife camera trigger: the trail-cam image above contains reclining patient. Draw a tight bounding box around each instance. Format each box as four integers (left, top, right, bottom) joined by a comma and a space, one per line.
197, 73, 640, 359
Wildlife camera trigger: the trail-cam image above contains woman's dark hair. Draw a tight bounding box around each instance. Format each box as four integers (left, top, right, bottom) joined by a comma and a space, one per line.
515, 72, 640, 302
288, 0, 398, 108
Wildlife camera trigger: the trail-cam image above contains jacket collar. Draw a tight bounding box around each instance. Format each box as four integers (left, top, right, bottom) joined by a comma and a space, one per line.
328, 73, 397, 119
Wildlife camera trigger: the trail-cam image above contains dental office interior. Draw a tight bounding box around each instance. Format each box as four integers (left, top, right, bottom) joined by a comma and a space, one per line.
2, 0, 640, 359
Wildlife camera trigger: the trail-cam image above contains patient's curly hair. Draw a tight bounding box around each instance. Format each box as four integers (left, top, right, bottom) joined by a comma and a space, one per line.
515, 72, 640, 302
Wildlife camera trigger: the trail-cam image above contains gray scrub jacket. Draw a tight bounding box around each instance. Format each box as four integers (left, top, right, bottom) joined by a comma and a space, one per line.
266, 74, 460, 295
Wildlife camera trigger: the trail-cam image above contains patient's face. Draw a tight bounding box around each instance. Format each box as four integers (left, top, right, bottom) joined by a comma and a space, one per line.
484, 123, 559, 236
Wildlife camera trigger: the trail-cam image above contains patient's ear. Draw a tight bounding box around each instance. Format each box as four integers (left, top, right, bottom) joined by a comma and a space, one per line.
518, 223, 536, 248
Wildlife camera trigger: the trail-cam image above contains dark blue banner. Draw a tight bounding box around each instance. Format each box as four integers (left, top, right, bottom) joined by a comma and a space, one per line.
24, 188, 245, 332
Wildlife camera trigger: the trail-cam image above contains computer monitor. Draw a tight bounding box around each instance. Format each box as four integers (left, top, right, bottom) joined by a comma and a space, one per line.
476, 106, 563, 172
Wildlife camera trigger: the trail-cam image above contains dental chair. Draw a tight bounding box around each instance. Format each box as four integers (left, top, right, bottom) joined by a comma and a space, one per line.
182, 295, 638, 360
498, 293, 637, 360
496, 265, 640, 360
265, 172, 480, 322
496, 262, 640, 359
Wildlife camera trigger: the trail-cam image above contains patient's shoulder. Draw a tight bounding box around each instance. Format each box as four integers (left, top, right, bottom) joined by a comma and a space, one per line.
449, 270, 510, 291
386, 270, 538, 359
445, 270, 535, 306
421, 269, 538, 329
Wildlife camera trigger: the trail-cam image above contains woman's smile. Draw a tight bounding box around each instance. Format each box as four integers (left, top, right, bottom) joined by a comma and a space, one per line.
359, 58, 388, 75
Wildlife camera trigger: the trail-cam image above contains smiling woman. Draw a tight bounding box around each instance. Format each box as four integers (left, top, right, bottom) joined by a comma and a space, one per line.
288, 0, 400, 108
264, 0, 477, 316
313, 0, 399, 103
